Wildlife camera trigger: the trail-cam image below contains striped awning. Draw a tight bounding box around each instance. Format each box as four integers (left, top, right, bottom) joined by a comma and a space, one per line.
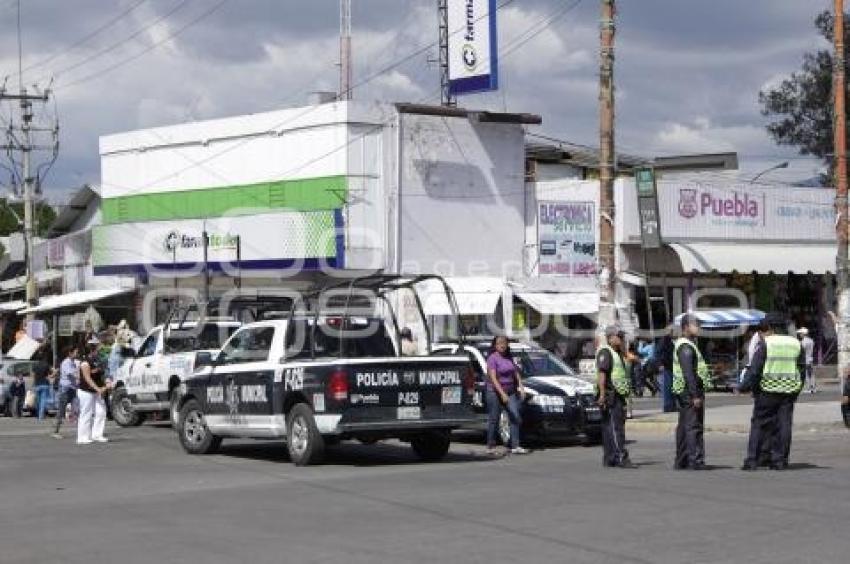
675, 309, 766, 328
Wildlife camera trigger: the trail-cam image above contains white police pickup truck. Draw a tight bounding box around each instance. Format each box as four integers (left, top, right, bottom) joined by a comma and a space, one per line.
111, 320, 241, 427
175, 275, 479, 466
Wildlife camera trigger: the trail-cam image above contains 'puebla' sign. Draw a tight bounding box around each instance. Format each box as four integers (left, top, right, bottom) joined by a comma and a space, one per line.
647, 182, 834, 242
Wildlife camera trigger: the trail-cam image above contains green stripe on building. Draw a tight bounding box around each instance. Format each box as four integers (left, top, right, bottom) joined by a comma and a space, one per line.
102, 175, 347, 224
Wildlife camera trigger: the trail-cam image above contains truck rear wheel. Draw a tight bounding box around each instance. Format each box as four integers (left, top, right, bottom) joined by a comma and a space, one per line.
286, 403, 325, 466
178, 399, 221, 455
112, 386, 145, 427
411, 430, 451, 461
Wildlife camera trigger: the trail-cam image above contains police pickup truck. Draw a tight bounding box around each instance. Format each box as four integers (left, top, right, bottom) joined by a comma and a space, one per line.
175, 276, 478, 466
111, 319, 241, 427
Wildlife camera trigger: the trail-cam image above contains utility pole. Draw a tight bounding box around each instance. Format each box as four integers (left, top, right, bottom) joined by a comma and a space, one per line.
339, 0, 352, 101
834, 0, 849, 384
0, 86, 54, 307
598, 0, 617, 329
438, 0, 454, 107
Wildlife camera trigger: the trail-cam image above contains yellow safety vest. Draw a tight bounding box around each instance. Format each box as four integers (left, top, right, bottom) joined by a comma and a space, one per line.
597, 345, 630, 397
760, 335, 802, 394
672, 338, 713, 394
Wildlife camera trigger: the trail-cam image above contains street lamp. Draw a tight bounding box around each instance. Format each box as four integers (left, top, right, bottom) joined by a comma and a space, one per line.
749, 161, 789, 184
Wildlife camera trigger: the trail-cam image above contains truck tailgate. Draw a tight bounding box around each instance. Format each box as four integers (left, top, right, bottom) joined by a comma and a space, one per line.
333, 356, 476, 429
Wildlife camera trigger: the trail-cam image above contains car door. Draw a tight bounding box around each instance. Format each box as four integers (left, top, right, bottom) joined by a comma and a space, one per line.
127, 330, 160, 399
205, 325, 277, 433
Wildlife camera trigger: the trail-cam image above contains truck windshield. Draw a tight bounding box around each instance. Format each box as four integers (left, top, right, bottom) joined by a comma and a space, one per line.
165, 325, 238, 353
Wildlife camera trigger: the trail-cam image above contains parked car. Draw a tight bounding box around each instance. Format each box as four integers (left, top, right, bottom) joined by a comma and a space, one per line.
0, 360, 55, 416
431, 339, 601, 445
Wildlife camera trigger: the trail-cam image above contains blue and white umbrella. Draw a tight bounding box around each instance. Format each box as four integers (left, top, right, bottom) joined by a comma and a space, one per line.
675, 309, 766, 328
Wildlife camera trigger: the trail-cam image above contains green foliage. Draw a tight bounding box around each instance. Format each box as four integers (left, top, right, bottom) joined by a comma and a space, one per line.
0, 200, 58, 238
759, 10, 845, 171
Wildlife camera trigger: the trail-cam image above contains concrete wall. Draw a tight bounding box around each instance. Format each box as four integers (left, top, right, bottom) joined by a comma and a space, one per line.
397, 113, 526, 278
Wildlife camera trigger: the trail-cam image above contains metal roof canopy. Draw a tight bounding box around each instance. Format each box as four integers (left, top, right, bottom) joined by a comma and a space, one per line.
46, 184, 99, 237
396, 103, 542, 125
675, 309, 766, 328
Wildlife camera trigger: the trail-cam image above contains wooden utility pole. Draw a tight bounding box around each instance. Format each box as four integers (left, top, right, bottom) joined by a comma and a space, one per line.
598, 0, 617, 327
834, 0, 849, 381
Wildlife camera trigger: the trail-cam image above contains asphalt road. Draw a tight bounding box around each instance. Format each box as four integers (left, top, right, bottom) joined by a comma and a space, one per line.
1, 419, 848, 564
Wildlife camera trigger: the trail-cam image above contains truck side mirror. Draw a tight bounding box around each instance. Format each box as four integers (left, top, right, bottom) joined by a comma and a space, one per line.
195, 352, 213, 368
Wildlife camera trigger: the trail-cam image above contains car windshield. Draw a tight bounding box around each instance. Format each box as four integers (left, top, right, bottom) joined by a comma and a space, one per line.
516, 351, 576, 377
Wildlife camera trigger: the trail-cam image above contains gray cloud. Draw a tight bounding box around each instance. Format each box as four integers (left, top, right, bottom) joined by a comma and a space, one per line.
0, 0, 836, 201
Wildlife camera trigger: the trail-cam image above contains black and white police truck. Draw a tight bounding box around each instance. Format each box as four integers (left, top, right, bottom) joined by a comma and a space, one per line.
175, 276, 479, 466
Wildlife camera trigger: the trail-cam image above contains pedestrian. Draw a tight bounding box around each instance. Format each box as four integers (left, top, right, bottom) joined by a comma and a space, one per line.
596, 326, 636, 468
739, 324, 804, 471
76, 338, 111, 445
796, 328, 815, 394
485, 335, 528, 456
400, 327, 418, 356
52, 347, 80, 439
9, 374, 26, 417
673, 314, 713, 470
655, 333, 676, 412
747, 320, 768, 365
31, 360, 54, 420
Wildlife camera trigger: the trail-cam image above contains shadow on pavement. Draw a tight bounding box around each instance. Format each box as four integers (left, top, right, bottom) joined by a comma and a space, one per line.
213, 439, 493, 467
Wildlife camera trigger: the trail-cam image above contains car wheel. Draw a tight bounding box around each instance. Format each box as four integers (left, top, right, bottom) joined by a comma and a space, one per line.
169, 388, 182, 430
111, 386, 145, 427
411, 430, 451, 461
286, 403, 325, 466
178, 399, 221, 455
584, 427, 603, 446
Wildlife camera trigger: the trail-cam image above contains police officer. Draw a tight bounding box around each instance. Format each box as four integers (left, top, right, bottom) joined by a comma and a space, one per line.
672, 314, 712, 470
740, 324, 804, 471
596, 326, 636, 469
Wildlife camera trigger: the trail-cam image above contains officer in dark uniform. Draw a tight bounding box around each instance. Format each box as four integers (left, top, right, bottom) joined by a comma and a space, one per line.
596, 325, 636, 469
672, 314, 712, 470
740, 324, 804, 471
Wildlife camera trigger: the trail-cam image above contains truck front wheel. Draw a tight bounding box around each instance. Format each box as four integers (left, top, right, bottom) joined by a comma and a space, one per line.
286, 403, 325, 466
112, 386, 145, 427
169, 388, 182, 430
178, 399, 221, 455
411, 430, 451, 461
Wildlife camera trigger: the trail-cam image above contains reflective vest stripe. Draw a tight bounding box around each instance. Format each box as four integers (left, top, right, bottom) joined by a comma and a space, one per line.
597, 345, 630, 397
672, 338, 713, 394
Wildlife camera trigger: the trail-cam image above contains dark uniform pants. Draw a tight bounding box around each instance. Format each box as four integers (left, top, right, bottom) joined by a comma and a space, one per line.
601, 393, 629, 465
675, 395, 705, 468
745, 392, 794, 466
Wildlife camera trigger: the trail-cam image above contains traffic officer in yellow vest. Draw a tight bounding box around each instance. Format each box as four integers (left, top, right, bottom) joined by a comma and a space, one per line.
673, 314, 712, 470
739, 324, 804, 471
596, 325, 636, 468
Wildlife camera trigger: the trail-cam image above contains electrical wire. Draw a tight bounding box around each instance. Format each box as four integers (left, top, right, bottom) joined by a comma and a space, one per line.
35, 0, 191, 85
11, 0, 148, 79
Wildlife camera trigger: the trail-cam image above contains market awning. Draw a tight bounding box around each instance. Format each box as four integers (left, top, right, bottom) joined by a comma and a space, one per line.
0, 269, 63, 292
674, 309, 765, 328
516, 292, 599, 315
668, 243, 835, 274
421, 277, 503, 316
0, 300, 27, 313
18, 287, 135, 315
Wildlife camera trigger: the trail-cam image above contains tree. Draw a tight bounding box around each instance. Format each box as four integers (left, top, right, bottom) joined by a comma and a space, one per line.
0, 200, 58, 238
759, 10, 846, 174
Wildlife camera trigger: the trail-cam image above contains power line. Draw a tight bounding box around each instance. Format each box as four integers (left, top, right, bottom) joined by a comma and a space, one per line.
36, 0, 191, 86
11, 0, 148, 79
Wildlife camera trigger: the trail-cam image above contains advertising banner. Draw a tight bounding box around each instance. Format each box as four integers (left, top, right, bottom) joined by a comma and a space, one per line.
447, 0, 498, 95
538, 201, 597, 278
92, 210, 343, 275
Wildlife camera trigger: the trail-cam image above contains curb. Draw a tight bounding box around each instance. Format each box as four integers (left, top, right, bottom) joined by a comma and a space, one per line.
627, 420, 847, 434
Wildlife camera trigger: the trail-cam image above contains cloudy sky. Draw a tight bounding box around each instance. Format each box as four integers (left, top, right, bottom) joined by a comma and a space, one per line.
0, 0, 835, 203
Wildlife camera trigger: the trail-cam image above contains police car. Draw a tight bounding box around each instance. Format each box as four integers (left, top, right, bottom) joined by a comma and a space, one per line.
431, 340, 601, 444
174, 276, 479, 466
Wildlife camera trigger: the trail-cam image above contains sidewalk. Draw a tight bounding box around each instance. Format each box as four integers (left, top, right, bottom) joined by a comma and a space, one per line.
628, 400, 846, 434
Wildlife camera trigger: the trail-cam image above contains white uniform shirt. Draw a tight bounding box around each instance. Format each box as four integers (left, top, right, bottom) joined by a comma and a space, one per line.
801, 336, 814, 365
